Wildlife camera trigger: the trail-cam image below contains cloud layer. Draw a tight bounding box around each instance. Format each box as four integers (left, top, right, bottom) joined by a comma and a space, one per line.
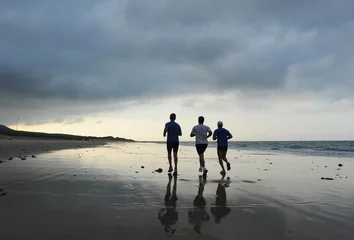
1, 0, 354, 125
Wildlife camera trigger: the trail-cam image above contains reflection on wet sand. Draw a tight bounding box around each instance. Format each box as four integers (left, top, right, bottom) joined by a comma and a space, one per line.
158, 174, 178, 235
210, 175, 231, 223
1, 142, 353, 239
188, 176, 210, 234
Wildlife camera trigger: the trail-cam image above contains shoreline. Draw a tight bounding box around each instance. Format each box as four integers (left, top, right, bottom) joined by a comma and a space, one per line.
0, 138, 107, 161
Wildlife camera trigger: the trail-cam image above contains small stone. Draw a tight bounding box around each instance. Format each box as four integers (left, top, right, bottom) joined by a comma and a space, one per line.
227, 177, 230, 180
21, 157, 26, 160
338, 164, 343, 167
1, 192, 7, 196
0, 160, 4, 164
135, 171, 139, 173
73, 174, 76, 176
141, 166, 145, 168
8, 157, 13, 160
270, 163, 272, 164
258, 179, 261, 181
325, 166, 327, 168
0, 189, 3, 192
32, 155, 36, 158
155, 168, 163, 173
321, 177, 334, 180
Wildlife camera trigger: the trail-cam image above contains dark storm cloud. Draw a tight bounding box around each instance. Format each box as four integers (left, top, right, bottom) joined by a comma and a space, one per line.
1, 0, 354, 115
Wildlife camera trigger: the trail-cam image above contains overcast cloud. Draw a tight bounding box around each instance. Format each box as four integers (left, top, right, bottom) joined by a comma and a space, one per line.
1, 0, 354, 126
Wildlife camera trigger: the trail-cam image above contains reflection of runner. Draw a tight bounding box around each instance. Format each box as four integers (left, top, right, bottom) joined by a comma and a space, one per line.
210, 183, 231, 224
163, 113, 182, 175
188, 176, 210, 234
213, 121, 233, 175
190, 116, 212, 175
158, 174, 178, 235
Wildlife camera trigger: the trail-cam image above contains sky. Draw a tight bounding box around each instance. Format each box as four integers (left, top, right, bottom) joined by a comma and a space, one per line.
1, 0, 354, 141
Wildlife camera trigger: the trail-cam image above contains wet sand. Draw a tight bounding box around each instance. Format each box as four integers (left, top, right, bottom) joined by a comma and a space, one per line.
0, 138, 106, 161
0, 142, 353, 239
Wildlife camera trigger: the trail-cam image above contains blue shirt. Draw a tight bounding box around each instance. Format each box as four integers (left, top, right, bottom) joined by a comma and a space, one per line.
165, 121, 181, 143
213, 128, 231, 147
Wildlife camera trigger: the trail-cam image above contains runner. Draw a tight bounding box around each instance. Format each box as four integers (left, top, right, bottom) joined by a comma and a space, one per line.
163, 113, 182, 175
212, 121, 233, 174
190, 116, 212, 175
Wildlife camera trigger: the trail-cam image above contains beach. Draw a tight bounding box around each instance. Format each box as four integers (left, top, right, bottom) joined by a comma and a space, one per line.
0, 138, 106, 161
0, 141, 354, 239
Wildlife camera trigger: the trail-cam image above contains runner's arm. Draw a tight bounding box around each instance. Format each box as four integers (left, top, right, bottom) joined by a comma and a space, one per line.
212, 130, 217, 140
227, 131, 233, 139
190, 127, 195, 137
207, 128, 212, 138
178, 126, 182, 136
163, 124, 168, 137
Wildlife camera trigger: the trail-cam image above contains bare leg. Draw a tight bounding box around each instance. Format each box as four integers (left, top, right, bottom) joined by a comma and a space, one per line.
199, 153, 205, 167
222, 151, 229, 163
173, 152, 178, 170
168, 152, 172, 168
222, 150, 231, 171
218, 149, 225, 172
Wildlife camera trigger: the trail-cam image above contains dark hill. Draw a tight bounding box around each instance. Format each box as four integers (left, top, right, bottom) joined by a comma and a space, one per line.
0, 125, 134, 142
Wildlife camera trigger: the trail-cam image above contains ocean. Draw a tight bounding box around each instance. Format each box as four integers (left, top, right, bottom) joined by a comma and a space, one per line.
151, 141, 354, 157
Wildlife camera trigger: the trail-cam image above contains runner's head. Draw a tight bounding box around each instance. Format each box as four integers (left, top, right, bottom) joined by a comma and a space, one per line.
198, 116, 204, 124
217, 121, 223, 128
170, 113, 176, 121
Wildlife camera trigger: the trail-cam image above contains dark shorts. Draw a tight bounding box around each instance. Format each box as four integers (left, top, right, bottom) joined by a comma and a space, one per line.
217, 146, 228, 151
196, 144, 208, 154
167, 142, 179, 153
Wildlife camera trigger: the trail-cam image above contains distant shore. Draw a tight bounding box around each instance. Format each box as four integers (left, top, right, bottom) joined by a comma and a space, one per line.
0, 138, 107, 161
0, 124, 133, 161
0, 125, 134, 142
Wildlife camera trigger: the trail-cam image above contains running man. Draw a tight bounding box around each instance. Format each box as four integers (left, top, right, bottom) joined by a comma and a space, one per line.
163, 113, 182, 175
213, 121, 232, 174
190, 116, 212, 174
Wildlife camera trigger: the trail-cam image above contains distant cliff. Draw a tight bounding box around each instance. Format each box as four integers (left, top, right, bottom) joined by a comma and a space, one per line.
0, 125, 134, 142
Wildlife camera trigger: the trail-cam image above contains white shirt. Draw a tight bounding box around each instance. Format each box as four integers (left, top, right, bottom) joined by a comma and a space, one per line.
191, 124, 212, 144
